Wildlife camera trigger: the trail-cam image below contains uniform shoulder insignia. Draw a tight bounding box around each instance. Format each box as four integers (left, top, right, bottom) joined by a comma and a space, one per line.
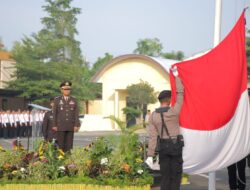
70, 96, 77, 100
54, 96, 62, 102
155, 107, 170, 113
54, 96, 63, 100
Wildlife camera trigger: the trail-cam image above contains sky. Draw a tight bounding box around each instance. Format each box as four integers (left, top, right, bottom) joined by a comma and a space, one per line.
1, 0, 250, 64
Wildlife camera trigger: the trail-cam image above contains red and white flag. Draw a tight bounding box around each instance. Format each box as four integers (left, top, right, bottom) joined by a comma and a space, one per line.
171, 11, 250, 174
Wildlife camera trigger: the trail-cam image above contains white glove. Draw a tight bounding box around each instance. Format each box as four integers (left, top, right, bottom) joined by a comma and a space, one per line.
145, 156, 160, 170
145, 157, 153, 167
171, 66, 178, 77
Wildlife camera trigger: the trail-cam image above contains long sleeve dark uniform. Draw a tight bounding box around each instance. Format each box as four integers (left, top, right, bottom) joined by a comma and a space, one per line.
53, 96, 80, 131
42, 111, 56, 141
52, 96, 80, 152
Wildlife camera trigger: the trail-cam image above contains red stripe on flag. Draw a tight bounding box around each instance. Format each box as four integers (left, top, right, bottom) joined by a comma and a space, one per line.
171, 11, 247, 131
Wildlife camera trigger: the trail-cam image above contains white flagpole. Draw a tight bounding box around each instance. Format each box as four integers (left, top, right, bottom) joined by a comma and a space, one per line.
208, 0, 222, 190
214, 0, 222, 46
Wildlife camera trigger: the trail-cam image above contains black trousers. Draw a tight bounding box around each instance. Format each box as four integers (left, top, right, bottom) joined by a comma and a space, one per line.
16, 122, 21, 137
56, 131, 74, 153
11, 126, 17, 138
227, 158, 246, 190
247, 154, 250, 168
0, 124, 3, 138
19, 125, 26, 137
44, 130, 57, 142
159, 153, 183, 190
3, 123, 11, 139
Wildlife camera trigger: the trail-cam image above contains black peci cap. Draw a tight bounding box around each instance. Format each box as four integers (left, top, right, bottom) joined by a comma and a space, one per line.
60, 81, 72, 88
158, 90, 172, 101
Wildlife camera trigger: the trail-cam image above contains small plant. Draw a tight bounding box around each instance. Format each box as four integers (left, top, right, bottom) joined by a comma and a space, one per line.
63, 147, 89, 175
34, 140, 65, 179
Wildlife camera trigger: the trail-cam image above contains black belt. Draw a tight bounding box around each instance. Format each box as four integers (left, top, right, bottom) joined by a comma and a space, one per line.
164, 136, 178, 139
160, 136, 178, 144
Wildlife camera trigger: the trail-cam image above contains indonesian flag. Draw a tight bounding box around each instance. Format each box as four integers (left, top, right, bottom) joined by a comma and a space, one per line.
170, 11, 250, 174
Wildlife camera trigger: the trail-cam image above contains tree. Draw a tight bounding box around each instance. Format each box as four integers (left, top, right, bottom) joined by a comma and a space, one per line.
133, 38, 163, 57
77, 53, 114, 102
122, 106, 141, 127
90, 53, 113, 77
0, 37, 7, 51
126, 80, 157, 124
8, 0, 89, 104
161, 51, 184, 61
133, 37, 185, 61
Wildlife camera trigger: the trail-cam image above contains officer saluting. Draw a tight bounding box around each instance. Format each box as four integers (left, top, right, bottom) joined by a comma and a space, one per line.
52, 81, 80, 152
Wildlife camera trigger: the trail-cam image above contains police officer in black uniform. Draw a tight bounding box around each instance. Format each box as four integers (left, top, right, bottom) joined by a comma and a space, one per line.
42, 98, 56, 141
52, 81, 80, 152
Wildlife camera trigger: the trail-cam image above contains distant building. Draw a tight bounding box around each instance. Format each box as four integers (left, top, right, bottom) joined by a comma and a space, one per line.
0, 51, 16, 88
0, 89, 27, 111
81, 54, 178, 131
0, 51, 27, 110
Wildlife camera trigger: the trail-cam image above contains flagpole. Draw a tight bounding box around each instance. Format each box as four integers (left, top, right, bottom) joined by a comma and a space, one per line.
208, 0, 222, 190
214, 0, 222, 46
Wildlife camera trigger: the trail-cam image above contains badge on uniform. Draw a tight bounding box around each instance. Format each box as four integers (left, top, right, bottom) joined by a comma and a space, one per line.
59, 99, 64, 110
69, 101, 75, 105
69, 101, 75, 110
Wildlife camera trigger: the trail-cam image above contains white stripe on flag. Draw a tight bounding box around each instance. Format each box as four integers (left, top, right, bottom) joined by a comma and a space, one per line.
182, 90, 250, 174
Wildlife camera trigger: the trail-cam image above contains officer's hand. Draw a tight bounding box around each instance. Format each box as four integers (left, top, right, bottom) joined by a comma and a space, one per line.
171, 66, 178, 77
52, 127, 58, 131
145, 157, 153, 167
74, 127, 79, 132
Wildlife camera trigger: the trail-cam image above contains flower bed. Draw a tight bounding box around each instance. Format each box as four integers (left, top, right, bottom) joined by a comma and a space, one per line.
0, 125, 153, 188
0, 184, 150, 190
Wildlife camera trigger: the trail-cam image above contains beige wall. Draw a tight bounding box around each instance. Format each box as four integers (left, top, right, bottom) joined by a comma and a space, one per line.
117, 90, 127, 121
96, 58, 170, 122
88, 100, 102, 114
0, 59, 16, 88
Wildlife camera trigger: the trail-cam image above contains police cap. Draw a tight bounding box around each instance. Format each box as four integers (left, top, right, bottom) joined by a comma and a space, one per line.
158, 90, 171, 101
60, 81, 72, 88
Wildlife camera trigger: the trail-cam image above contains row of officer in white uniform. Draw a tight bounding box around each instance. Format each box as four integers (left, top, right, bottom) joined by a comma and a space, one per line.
0, 110, 45, 138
